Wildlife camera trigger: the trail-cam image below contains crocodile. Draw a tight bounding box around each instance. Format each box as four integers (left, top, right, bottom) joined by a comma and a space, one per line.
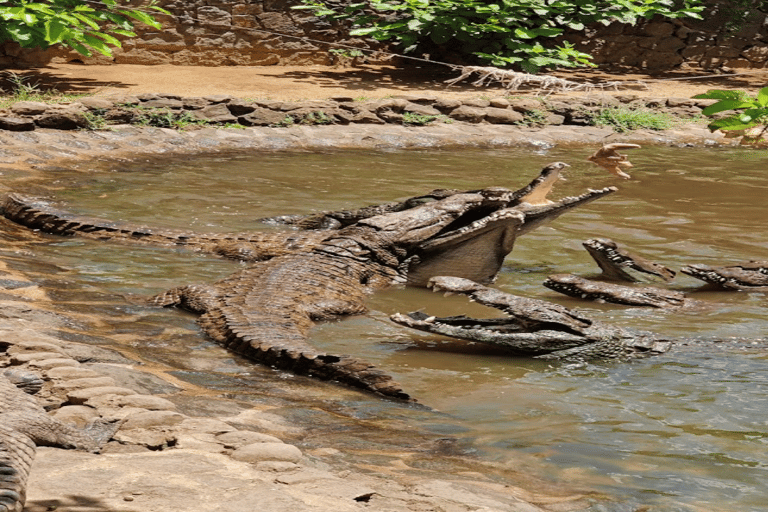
1, 163, 573, 266
0, 369, 119, 512
2, 163, 616, 399
390, 276, 672, 360
582, 238, 676, 283
681, 261, 768, 291
543, 273, 687, 308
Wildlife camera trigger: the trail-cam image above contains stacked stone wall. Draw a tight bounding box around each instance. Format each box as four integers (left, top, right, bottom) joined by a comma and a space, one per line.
1, 0, 767, 72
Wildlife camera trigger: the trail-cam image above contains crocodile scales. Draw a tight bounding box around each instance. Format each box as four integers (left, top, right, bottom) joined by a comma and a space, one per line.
2, 163, 616, 400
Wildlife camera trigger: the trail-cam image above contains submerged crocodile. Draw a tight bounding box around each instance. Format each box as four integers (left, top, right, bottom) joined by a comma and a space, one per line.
390, 276, 672, 360
2, 163, 616, 400
681, 261, 768, 291
0, 370, 119, 512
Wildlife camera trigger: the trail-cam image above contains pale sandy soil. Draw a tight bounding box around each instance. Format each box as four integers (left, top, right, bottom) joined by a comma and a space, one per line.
4, 62, 768, 100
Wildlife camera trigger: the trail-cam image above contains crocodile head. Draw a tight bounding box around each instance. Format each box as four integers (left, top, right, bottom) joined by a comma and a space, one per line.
543, 273, 686, 308
390, 276, 672, 358
393, 163, 617, 286
582, 238, 676, 283
680, 261, 768, 290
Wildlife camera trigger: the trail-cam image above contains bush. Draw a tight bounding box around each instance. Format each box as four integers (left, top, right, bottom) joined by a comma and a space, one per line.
295, 0, 704, 72
0, 0, 168, 57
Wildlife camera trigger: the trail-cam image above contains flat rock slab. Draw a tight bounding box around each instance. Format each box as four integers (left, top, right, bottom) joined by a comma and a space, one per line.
26, 448, 560, 512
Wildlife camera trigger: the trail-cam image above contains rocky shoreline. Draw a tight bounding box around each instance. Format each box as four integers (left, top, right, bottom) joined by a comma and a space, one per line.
0, 104, 732, 512
1, 90, 717, 133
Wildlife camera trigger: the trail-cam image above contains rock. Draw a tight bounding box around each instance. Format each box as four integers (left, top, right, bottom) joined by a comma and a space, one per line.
202, 94, 233, 104
174, 433, 227, 452
52, 376, 117, 393
141, 99, 184, 109
283, 100, 338, 111
79, 97, 114, 110
35, 110, 88, 130
51, 405, 101, 427
667, 98, 696, 108
238, 107, 291, 126
461, 99, 491, 108
67, 385, 137, 405
403, 102, 441, 116
191, 103, 238, 123
177, 417, 236, 435
181, 97, 210, 110
7, 340, 66, 355
226, 99, 256, 116
489, 98, 510, 108
216, 430, 284, 448
10, 101, 49, 115
121, 410, 186, 430
448, 105, 487, 123
11, 351, 68, 364
433, 98, 462, 111
85, 393, 178, 411
230, 442, 302, 464
509, 99, 543, 113
545, 113, 566, 125
29, 358, 80, 370
0, 116, 35, 131
45, 366, 101, 380
485, 107, 524, 124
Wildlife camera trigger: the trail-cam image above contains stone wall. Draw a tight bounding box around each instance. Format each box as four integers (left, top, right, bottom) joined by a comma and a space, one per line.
565, 3, 768, 71
0, 0, 387, 68
1, 0, 767, 71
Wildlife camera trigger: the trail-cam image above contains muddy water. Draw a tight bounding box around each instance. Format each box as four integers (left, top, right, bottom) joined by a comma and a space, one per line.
12, 146, 768, 511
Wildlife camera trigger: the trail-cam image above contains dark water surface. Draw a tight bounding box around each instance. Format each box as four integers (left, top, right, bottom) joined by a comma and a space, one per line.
15, 146, 768, 511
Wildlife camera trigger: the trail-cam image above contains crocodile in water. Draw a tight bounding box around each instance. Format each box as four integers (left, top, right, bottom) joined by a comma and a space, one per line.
543, 273, 687, 308
680, 261, 768, 291
582, 238, 676, 283
390, 276, 672, 360
2, 163, 616, 400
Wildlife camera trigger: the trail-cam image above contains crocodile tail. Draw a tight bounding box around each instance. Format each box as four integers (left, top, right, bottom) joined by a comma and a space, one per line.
2, 194, 163, 241
0, 425, 34, 512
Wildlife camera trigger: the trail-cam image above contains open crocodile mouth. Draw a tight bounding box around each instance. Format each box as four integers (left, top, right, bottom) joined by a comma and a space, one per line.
406, 184, 618, 287
394, 311, 536, 334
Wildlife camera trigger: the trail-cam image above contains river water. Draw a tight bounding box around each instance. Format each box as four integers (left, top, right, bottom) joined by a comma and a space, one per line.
12, 145, 768, 511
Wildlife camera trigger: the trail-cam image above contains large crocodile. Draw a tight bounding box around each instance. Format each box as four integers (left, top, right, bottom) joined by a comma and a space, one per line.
2, 163, 616, 399
390, 276, 672, 360
0, 370, 119, 512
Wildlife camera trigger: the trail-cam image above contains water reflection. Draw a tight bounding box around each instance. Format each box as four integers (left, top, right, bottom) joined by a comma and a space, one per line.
18, 146, 768, 511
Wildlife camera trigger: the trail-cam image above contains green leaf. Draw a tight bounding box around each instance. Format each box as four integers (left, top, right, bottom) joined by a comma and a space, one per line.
118, 9, 161, 30
708, 117, 758, 132
757, 87, 768, 107
44, 19, 68, 43
349, 27, 382, 36
73, 13, 100, 30
514, 27, 537, 39
83, 32, 113, 56
701, 99, 756, 116
66, 39, 92, 57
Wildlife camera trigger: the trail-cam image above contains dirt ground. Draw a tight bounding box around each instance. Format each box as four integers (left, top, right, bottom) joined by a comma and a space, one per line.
6, 62, 768, 100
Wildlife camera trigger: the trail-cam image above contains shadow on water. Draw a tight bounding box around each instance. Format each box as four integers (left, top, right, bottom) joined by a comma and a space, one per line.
5, 145, 768, 512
